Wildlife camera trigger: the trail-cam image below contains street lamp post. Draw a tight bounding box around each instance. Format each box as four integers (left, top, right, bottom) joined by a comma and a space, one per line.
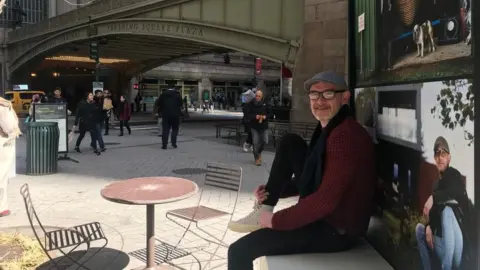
95, 60, 100, 82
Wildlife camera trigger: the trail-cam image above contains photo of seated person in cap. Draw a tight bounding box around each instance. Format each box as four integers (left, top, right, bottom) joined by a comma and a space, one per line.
415, 136, 474, 270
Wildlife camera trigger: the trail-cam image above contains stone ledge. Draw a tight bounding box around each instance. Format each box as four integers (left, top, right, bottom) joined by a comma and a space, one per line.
256, 238, 393, 270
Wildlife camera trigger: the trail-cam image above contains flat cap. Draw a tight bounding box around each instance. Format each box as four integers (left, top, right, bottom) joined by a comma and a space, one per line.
434, 136, 450, 153
304, 71, 348, 91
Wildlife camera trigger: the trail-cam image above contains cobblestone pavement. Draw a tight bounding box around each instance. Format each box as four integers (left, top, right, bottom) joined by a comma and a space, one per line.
1, 123, 296, 270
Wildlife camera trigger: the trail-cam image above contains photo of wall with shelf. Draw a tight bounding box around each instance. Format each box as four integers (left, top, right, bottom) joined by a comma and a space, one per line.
355, 78, 475, 270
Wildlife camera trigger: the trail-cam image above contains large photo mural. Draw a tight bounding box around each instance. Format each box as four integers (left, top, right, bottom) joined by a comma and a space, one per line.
354, 0, 473, 86
355, 79, 475, 270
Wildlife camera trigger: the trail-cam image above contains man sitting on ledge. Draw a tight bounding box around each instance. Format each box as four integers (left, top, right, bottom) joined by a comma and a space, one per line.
227, 71, 377, 270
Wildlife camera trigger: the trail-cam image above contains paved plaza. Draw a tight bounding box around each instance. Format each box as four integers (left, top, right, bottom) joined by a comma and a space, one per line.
1, 122, 296, 270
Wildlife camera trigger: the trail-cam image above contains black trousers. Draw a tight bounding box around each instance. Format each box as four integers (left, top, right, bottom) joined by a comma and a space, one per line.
104, 116, 110, 135
119, 120, 131, 135
161, 116, 180, 146
244, 124, 252, 145
246, 131, 253, 145
263, 133, 307, 206
227, 133, 355, 270
75, 122, 88, 148
75, 122, 98, 149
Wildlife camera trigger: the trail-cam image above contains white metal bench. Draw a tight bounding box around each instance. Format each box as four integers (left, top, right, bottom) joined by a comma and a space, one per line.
254, 238, 392, 270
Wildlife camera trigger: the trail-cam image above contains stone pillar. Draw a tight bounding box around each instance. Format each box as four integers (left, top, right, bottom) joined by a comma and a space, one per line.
290, 0, 349, 122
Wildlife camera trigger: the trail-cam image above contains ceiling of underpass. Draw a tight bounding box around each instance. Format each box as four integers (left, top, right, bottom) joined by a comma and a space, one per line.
50, 35, 230, 71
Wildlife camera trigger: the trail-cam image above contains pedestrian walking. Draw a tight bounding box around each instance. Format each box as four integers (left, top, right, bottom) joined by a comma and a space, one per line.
73, 92, 102, 155
93, 90, 106, 152
117, 95, 131, 136
157, 86, 183, 149
245, 89, 272, 166
241, 89, 255, 152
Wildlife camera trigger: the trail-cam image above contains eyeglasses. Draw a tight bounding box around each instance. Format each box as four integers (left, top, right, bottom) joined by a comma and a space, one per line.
434, 149, 449, 158
307, 89, 346, 100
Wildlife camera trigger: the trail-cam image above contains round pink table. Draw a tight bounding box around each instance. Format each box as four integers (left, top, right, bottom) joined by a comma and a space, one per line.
101, 177, 198, 270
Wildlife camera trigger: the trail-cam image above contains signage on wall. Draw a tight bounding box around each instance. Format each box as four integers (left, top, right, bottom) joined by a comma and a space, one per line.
358, 13, 365, 32
354, 79, 475, 270
12, 84, 29, 91
92, 81, 103, 94
255, 58, 262, 75
354, 0, 473, 86
33, 103, 68, 153
133, 83, 147, 90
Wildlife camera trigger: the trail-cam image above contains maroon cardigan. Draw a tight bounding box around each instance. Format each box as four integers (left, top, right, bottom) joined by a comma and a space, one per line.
118, 101, 131, 121
271, 117, 376, 237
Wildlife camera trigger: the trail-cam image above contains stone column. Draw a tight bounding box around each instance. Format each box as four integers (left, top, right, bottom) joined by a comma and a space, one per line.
290, 0, 349, 122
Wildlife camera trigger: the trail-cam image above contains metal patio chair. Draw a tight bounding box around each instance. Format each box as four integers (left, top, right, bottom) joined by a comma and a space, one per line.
165, 162, 243, 269
129, 240, 202, 270
20, 184, 108, 270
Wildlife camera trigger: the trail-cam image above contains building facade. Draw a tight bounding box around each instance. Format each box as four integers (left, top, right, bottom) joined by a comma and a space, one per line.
2, 1, 289, 107
130, 52, 288, 112
0, 0, 49, 95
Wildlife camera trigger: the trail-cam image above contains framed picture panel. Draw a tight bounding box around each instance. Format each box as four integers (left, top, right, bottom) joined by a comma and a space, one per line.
355, 79, 475, 270
354, 0, 473, 86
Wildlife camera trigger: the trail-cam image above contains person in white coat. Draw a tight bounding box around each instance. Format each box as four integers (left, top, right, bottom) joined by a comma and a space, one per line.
0, 97, 21, 217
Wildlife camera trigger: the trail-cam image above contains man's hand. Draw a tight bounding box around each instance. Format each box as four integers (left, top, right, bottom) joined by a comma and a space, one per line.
426, 225, 434, 249
423, 195, 433, 216
254, 185, 269, 203
260, 211, 273, 228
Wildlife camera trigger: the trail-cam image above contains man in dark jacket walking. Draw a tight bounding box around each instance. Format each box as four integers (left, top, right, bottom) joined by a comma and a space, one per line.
246, 89, 272, 166
157, 87, 183, 149
50, 87, 67, 104
92, 90, 106, 151
73, 93, 102, 155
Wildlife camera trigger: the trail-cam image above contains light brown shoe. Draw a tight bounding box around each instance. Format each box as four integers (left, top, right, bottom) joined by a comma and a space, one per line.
228, 203, 274, 233
255, 158, 261, 166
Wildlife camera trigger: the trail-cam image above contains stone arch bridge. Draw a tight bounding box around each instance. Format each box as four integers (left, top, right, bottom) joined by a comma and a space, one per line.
7, 0, 304, 78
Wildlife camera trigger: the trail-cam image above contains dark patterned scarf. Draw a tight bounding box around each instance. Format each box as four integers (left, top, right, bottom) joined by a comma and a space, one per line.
297, 105, 350, 198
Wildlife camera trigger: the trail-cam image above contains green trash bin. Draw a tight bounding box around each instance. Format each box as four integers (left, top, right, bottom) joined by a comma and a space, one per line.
26, 122, 60, 175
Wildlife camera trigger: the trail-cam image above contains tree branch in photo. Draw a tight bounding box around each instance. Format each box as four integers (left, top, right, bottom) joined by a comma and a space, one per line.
430, 79, 474, 146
